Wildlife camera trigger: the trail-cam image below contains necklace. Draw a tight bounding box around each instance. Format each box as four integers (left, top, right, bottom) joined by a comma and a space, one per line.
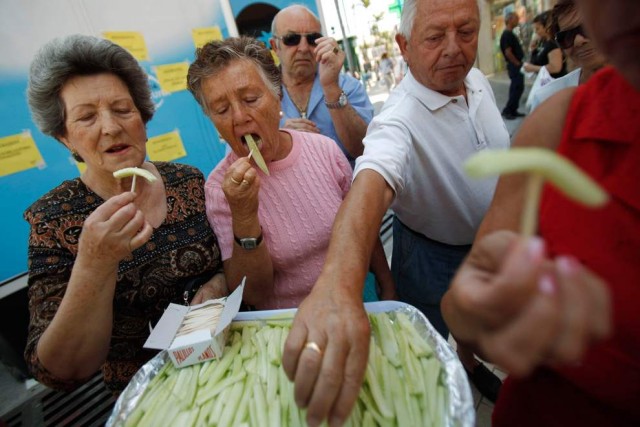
285, 84, 311, 119
290, 95, 309, 119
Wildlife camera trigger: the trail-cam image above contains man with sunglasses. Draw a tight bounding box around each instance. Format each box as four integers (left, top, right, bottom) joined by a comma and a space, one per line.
528, 0, 607, 111
270, 5, 373, 167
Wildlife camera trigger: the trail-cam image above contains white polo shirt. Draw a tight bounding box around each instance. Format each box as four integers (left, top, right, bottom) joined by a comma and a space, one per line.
354, 68, 510, 245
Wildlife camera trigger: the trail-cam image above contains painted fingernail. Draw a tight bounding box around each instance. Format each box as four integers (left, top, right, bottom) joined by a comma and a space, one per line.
557, 256, 577, 277
539, 273, 556, 295
527, 237, 545, 260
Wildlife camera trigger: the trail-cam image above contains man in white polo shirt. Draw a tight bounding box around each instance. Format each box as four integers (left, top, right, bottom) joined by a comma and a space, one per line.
282, 0, 509, 424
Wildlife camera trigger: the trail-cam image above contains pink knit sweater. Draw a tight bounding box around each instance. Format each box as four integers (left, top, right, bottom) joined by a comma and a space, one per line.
205, 129, 352, 309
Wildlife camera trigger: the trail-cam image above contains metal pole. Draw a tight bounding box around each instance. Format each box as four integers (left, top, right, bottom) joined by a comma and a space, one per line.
333, 0, 355, 72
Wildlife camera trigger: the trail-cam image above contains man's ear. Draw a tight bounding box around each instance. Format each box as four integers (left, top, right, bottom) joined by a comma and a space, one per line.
395, 33, 409, 64
269, 38, 278, 51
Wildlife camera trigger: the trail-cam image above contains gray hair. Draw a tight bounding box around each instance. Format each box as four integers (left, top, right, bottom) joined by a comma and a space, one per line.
187, 36, 282, 113
271, 4, 321, 44
398, 0, 480, 39
398, 0, 419, 39
27, 34, 154, 140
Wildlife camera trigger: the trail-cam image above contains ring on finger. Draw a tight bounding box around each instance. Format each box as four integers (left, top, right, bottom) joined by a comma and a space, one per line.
304, 341, 323, 356
230, 176, 241, 185
332, 46, 339, 54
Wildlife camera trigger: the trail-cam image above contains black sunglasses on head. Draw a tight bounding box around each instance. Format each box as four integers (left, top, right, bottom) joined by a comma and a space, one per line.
276, 32, 323, 47
555, 25, 587, 49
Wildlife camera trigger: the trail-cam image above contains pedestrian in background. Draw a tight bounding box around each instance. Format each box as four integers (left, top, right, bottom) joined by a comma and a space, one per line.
379, 52, 395, 91
500, 12, 526, 120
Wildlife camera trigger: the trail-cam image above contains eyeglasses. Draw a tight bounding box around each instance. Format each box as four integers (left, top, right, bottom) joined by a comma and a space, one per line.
555, 25, 587, 49
275, 32, 323, 47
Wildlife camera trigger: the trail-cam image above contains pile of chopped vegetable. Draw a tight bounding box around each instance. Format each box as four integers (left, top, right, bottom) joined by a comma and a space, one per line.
123, 312, 448, 427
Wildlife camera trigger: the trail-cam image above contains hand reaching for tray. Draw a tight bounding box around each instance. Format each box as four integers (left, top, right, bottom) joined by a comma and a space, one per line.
282, 282, 370, 427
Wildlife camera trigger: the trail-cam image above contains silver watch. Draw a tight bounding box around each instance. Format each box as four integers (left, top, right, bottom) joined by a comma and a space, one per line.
234, 232, 263, 250
325, 91, 348, 109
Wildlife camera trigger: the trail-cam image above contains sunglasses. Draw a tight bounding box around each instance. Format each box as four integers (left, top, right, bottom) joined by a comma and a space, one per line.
555, 25, 587, 49
276, 32, 323, 47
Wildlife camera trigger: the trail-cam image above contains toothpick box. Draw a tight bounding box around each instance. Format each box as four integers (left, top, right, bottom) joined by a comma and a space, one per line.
144, 280, 245, 368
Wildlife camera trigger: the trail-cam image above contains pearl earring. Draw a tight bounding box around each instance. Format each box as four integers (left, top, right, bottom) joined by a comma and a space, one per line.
279, 111, 284, 118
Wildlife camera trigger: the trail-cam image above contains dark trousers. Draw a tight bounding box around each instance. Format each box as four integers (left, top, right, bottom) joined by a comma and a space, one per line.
391, 217, 470, 338
503, 62, 524, 115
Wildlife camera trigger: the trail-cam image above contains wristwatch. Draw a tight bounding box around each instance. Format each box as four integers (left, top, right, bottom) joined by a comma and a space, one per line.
234, 231, 263, 250
325, 90, 348, 109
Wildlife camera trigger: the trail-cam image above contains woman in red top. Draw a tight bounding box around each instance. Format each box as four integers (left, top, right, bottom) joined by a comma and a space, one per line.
442, 0, 640, 425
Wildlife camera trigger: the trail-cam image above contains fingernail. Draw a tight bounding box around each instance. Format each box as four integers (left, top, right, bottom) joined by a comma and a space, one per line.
539, 273, 556, 295
527, 237, 545, 260
557, 256, 577, 277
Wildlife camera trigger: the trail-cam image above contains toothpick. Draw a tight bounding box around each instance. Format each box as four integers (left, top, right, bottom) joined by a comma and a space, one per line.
521, 173, 544, 237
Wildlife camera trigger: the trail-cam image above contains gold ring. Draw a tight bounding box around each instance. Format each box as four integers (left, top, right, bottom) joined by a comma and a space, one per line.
230, 177, 241, 185
241, 179, 249, 186
332, 46, 339, 54
304, 341, 323, 356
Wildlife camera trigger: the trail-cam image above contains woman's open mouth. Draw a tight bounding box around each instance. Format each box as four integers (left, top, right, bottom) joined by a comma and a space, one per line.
241, 133, 262, 151
105, 144, 130, 154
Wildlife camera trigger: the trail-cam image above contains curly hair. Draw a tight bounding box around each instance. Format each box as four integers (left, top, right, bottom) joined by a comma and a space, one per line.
187, 36, 282, 114
27, 34, 154, 141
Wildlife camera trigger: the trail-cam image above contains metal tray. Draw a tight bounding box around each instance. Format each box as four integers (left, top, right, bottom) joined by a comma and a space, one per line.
107, 301, 474, 426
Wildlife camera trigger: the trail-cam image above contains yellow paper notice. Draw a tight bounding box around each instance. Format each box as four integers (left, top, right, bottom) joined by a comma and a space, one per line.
102, 31, 149, 61
192, 26, 223, 49
75, 160, 87, 175
147, 130, 187, 162
154, 62, 189, 93
0, 131, 44, 177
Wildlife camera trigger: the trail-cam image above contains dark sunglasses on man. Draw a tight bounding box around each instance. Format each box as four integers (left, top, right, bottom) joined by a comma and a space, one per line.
275, 32, 323, 47
555, 25, 587, 49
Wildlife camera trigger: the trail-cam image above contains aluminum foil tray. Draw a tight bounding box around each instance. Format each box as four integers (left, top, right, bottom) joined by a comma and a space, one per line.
107, 301, 474, 426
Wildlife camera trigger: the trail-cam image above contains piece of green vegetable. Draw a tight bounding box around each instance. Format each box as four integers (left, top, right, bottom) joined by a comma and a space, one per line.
244, 134, 270, 176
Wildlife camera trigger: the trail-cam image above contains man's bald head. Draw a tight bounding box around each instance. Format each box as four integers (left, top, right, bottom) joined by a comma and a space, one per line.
271, 5, 321, 38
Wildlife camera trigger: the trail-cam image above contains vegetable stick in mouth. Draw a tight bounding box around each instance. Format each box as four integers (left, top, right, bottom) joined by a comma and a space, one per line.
244, 134, 270, 176
464, 147, 608, 236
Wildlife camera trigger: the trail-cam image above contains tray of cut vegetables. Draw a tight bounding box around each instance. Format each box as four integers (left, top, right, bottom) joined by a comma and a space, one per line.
107, 301, 474, 426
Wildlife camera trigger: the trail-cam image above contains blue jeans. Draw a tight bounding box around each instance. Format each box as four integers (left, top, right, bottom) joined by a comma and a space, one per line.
504, 62, 524, 115
391, 217, 470, 338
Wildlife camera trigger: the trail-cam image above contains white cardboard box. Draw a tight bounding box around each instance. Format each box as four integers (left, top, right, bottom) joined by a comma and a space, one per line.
143, 280, 245, 368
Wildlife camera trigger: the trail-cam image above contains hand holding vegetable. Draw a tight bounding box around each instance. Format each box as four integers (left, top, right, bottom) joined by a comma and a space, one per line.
78, 192, 153, 265
442, 230, 612, 376
222, 156, 260, 223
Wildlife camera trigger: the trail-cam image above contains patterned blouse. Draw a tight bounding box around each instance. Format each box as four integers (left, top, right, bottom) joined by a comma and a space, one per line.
23, 162, 222, 392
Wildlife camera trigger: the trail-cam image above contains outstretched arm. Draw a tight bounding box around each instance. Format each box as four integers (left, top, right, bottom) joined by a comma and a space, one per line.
282, 170, 394, 426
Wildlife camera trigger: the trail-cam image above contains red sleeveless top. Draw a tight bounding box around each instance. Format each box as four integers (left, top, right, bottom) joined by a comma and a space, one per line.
493, 67, 640, 426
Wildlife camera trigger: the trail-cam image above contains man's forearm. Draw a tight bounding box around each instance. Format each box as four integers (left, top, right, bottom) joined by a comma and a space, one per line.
319, 170, 394, 295
328, 106, 368, 158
